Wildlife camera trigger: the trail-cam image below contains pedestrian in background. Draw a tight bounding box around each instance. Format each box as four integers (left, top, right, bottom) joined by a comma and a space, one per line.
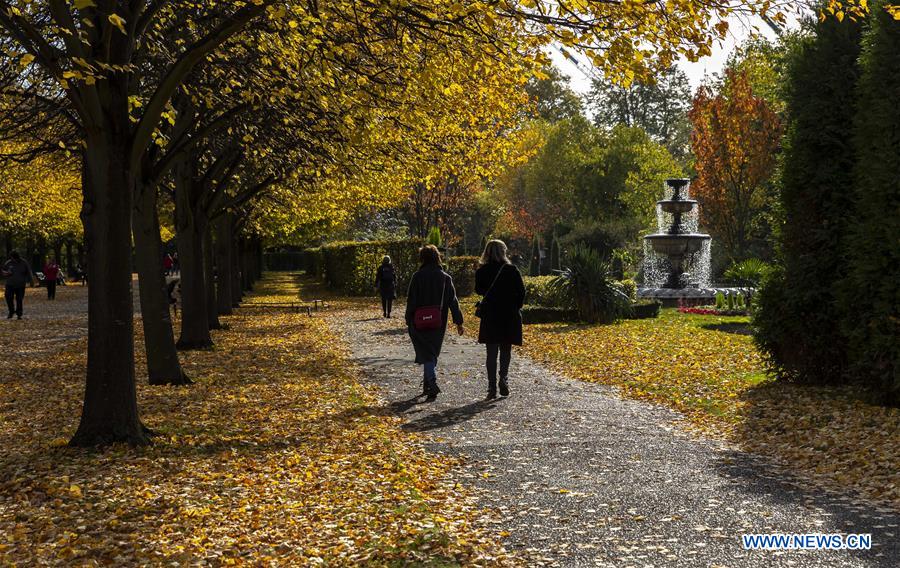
405, 245, 464, 401
374, 255, 398, 318
43, 256, 60, 300
475, 240, 525, 399
2, 251, 37, 320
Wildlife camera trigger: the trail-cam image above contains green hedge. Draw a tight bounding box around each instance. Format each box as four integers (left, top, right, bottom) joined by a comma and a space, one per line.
447, 256, 479, 297
520, 301, 658, 324
305, 239, 422, 296
521, 305, 578, 324
628, 300, 660, 320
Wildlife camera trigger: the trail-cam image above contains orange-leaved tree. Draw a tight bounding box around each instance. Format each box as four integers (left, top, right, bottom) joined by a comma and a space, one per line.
689, 69, 782, 262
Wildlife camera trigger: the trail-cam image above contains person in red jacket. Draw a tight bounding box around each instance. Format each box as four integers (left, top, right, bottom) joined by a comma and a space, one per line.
43, 257, 60, 300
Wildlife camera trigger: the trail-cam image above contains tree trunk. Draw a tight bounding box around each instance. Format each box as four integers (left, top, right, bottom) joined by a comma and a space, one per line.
25, 237, 35, 269
204, 225, 220, 330
231, 235, 243, 306
133, 179, 190, 385
255, 239, 264, 281
214, 215, 233, 316
36, 235, 47, 270
176, 214, 212, 349
241, 243, 253, 292
175, 160, 212, 350
65, 241, 74, 273
70, 127, 149, 447
4, 231, 12, 257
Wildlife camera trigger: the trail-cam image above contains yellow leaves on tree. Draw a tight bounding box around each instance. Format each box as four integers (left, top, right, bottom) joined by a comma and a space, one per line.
0, 148, 81, 241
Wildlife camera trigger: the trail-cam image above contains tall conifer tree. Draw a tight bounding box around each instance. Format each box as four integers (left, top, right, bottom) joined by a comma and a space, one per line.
844, 0, 900, 404
754, 11, 862, 382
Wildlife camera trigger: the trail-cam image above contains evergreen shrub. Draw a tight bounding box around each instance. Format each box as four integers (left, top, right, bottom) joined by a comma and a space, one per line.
843, 1, 900, 404
523, 276, 570, 308
753, 12, 862, 385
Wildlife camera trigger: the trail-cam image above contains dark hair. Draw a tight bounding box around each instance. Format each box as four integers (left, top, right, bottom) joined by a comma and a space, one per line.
10, 250, 20, 261
419, 244, 441, 266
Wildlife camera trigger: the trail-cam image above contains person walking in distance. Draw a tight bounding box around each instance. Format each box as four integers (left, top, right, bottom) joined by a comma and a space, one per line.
405, 245, 464, 401
43, 256, 60, 300
374, 255, 398, 318
475, 240, 526, 399
163, 253, 174, 276
2, 251, 37, 320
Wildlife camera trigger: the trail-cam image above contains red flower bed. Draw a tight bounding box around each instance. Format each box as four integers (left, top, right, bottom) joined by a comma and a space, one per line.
679, 307, 720, 315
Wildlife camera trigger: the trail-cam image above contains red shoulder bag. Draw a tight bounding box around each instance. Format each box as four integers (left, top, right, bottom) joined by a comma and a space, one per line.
413, 275, 446, 331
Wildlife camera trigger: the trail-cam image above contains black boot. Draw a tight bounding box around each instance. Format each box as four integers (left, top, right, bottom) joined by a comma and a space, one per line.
499, 377, 509, 397
487, 377, 497, 400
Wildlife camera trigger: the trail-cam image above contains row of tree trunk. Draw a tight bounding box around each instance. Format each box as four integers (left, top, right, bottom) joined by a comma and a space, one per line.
133, 194, 264, 387
3, 232, 85, 274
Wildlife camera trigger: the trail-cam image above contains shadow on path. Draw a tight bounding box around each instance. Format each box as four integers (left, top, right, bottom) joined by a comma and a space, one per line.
401, 399, 499, 433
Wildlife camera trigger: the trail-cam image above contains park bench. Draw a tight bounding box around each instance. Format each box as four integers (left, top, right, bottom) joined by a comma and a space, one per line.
235, 300, 329, 316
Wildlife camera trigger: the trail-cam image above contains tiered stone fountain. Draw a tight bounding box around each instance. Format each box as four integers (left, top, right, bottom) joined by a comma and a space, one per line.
639, 179, 745, 305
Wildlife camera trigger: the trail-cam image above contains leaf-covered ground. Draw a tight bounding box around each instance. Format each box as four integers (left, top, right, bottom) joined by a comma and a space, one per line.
0, 276, 516, 565
458, 299, 899, 510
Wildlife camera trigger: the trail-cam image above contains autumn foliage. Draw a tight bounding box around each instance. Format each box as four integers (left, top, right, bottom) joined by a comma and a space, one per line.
689, 69, 782, 261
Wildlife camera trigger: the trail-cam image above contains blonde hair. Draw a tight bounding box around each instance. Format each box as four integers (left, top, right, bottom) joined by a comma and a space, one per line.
480, 239, 511, 265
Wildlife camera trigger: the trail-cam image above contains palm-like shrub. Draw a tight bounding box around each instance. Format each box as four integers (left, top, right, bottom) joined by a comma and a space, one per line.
724, 258, 772, 287
550, 245, 631, 323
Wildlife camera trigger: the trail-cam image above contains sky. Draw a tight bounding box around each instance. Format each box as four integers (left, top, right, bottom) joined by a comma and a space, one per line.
548, 14, 788, 95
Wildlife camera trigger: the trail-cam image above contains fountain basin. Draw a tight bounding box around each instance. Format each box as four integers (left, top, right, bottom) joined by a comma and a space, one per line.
658, 200, 697, 215
646, 233, 711, 256
638, 286, 755, 307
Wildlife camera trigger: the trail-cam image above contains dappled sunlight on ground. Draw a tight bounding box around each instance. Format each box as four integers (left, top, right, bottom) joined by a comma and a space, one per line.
456, 300, 900, 510
0, 274, 516, 565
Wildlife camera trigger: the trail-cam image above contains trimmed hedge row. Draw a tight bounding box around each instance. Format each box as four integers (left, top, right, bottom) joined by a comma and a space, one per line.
447, 256, 480, 297
520, 302, 659, 324
521, 305, 578, 324
305, 239, 422, 296
630, 300, 661, 319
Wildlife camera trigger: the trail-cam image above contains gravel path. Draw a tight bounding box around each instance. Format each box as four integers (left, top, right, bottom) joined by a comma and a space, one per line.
326, 304, 900, 567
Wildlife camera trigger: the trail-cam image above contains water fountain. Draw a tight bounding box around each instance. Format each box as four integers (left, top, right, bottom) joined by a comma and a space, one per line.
639, 179, 746, 305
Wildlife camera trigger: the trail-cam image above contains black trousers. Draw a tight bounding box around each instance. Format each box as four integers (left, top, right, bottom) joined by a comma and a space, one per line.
381, 294, 394, 316
46, 280, 57, 300
486, 343, 512, 382
5, 285, 25, 317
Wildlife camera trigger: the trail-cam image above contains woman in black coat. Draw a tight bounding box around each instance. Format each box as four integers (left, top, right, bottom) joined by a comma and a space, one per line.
405, 245, 464, 401
374, 255, 398, 317
475, 240, 526, 399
